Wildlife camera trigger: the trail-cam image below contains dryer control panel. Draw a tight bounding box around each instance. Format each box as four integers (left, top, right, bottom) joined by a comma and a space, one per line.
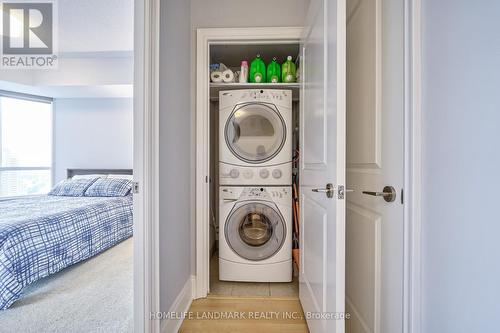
219, 89, 292, 110
219, 162, 292, 186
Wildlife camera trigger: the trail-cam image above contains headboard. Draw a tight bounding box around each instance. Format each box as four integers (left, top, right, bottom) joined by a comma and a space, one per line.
66, 169, 133, 179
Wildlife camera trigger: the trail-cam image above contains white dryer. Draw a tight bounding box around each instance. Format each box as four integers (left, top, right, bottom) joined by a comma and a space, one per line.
219, 89, 292, 186
219, 186, 292, 282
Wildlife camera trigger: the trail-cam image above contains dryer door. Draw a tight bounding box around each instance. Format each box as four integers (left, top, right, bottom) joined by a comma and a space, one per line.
225, 201, 286, 261
225, 103, 286, 164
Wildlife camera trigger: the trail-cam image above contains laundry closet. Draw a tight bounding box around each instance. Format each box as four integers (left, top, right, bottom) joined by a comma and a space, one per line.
206, 41, 301, 297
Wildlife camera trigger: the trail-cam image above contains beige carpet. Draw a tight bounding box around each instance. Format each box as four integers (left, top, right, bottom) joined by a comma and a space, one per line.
0, 238, 133, 333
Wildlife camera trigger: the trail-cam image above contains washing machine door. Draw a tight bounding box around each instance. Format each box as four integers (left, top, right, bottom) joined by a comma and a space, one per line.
225, 201, 286, 261
225, 102, 286, 164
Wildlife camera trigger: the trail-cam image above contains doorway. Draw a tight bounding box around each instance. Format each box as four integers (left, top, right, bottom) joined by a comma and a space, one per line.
195, 27, 304, 299
207, 42, 301, 298
0, 1, 135, 331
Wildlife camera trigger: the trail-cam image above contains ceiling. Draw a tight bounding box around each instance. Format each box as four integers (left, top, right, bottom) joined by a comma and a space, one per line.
0, 0, 134, 97
57, 0, 134, 53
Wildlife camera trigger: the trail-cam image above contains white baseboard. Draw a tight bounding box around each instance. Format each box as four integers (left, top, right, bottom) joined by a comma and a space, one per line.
161, 275, 195, 333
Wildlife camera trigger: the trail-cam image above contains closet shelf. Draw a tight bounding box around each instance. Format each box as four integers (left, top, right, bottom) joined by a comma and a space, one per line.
210, 82, 300, 101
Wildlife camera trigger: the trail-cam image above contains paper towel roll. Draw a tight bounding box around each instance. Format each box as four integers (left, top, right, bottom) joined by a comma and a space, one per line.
222, 69, 234, 83
210, 71, 223, 83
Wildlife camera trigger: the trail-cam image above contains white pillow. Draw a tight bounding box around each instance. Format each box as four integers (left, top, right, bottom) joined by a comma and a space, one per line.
107, 174, 133, 180
72, 174, 108, 180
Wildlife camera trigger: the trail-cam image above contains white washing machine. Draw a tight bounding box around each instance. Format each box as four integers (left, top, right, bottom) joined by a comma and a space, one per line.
219, 89, 293, 186
219, 186, 292, 282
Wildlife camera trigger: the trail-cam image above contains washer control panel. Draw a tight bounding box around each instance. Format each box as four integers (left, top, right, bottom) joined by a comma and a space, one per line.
244, 187, 269, 199
220, 186, 292, 205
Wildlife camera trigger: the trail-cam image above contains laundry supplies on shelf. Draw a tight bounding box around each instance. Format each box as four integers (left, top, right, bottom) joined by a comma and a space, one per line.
282, 56, 297, 83
220, 63, 235, 83
249, 54, 266, 83
210, 64, 223, 83
239, 61, 248, 83
267, 57, 281, 83
210, 63, 235, 83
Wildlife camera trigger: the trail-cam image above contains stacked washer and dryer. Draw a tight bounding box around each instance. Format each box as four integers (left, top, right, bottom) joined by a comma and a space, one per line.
218, 89, 293, 282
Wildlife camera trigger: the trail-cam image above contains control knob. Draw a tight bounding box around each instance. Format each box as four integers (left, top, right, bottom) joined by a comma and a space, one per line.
259, 169, 270, 179
230, 169, 240, 178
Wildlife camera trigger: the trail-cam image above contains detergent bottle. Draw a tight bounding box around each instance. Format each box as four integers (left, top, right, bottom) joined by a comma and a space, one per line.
266, 57, 281, 83
282, 56, 297, 83
239, 61, 248, 83
249, 54, 266, 83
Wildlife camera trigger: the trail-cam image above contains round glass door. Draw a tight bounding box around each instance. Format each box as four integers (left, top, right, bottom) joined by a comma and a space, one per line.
225, 202, 286, 261
225, 103, 286, 163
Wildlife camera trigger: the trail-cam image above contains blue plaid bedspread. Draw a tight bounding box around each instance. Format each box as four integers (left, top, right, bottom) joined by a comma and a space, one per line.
0, 195, 133, 310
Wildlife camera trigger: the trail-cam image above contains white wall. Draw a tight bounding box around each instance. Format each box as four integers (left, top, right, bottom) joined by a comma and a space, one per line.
53, 98, 133, 182
159, 0, 192, 314
421, 1, 500, 331
190, 0, 309, 28
33, 57, 134, 86
57, 0, 133, 53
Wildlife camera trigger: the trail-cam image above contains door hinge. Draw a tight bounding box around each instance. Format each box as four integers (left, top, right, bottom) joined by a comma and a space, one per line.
132, 182, 140, 194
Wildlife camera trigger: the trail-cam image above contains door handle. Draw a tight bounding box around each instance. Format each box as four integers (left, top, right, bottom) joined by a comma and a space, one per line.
362, 186, 396, 203
312, 183, 334, 198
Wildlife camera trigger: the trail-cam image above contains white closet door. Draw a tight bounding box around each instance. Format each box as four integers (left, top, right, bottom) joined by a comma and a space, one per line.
299, 0, 346, 332
345, 0, 405, 332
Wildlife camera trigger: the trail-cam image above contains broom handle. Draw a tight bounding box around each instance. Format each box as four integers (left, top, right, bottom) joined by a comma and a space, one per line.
293, 183, 300, 237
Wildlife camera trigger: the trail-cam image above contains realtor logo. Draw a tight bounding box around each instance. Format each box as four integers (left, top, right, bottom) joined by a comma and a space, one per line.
1, 0, 58, 68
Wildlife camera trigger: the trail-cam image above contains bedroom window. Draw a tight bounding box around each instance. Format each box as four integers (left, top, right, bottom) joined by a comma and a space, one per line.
0, 93, 53, 197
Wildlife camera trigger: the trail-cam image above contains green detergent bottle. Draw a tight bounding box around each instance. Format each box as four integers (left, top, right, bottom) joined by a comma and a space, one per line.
266, 57, 281, 83
282, 56, 297, 83
249, 54, 266, 83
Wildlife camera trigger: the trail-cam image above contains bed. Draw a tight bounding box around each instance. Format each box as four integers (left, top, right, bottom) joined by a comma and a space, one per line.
0, 169, 133, 310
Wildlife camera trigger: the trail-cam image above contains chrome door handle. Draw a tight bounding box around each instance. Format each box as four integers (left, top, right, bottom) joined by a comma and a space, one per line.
312, 183, 334, 198
362, 186, 396, 203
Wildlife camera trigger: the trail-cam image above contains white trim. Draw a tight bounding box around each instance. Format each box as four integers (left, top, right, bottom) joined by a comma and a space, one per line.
403, 0, 422, 332
195, 27, 303, 299
133, 0, 160, 332
0, 167, 51, 171
161, 276, 195, 333
0, 89, 53, 103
